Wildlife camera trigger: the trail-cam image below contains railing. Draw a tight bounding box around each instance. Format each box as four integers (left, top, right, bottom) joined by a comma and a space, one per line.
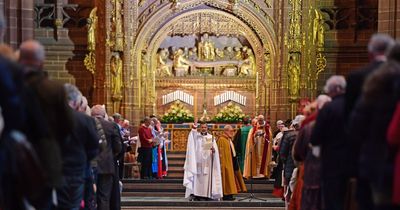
161, 123, 242, 151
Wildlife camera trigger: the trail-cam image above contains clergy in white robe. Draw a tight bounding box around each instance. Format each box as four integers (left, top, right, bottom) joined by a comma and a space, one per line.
183, 123, 223, 200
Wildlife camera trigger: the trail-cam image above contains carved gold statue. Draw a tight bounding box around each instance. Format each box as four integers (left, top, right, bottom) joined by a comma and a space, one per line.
111, 52, 123, 101
198, 33, 215, 61
141, 50, 148, 80
234, 47, 242, 60
264, 52, 271, 80
215, 48, 225, 60
239, 49, 256, 77
288, 53, 300, 100
87, 7, 97, 51
313, 9, 325, 49
224, 46, 235, 60
173, 49, 190, 76
114, 0, 124, 51
157, 49, 171, 77
188, 47, 198, 61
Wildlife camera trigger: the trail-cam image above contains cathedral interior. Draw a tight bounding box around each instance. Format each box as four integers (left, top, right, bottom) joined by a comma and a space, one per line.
2, 0, 398, 126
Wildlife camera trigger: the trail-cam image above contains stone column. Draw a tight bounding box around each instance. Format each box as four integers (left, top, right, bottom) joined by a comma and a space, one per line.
378, 0, 400, 38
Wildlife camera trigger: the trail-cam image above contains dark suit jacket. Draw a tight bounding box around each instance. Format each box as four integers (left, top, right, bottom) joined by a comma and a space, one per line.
310, 95, 349, 178
95, 117, 122, 175
0, 56, 24, 134
61, 110, 99, 176
23, 70, 74, 186
345, 60, 384, 120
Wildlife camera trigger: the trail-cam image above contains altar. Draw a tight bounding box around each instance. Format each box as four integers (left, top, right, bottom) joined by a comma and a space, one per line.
162, 123, 242, 152
90, 0, 327, 126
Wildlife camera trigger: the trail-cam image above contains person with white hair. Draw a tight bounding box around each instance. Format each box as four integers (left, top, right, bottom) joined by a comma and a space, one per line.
19, 39, 75, 209
19, 40, 46, 72
349, 42, 400, 209
91, 104, 122, 209
310, 75, 350, 210
56, 83, 99, 209
279, 115, 305, 207
291, 94, 331, 210
270, 120, 288, 198
323, 75, 346, 97
216, 125, 247, 200
345, 34, 395, 120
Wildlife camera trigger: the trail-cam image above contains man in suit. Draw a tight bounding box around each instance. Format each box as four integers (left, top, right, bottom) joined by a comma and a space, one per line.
345, 34, 394, 210
311, 76, 348, 210
56, 84, 99, 209
345, 33, 395, 119
91, 105, 122, 210
18, 40, 74, 209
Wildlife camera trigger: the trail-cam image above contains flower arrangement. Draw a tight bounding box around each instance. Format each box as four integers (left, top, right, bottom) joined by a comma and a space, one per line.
213, 102, 246, 123
161, 101, 194, 123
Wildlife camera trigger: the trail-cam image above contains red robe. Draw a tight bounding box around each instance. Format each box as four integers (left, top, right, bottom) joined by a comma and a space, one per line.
259, 123, 272, 176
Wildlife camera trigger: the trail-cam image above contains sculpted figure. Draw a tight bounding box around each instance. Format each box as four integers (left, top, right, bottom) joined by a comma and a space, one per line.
188, 47, 198, 61
224, 46, 235, 60
234, 47, 242, 60
87, 7, 97, 51
173, 49, 190, 75
313, 9, 325, 49
157, 49, 171, 77
215, 48, 225, 60
198, 33, 215, 61
111, 53, 123, 99
239, 49, 255, 77
114, 0, 124, 51
288, 53, 300, 100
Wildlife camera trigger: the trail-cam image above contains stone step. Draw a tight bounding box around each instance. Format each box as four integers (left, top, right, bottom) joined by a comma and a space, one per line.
121, 179, 275, 198
166, 151, 186, 158
122, 208, 284, 210
122, 183, 274, 191
121, 197, 284, 208
122, 179, 274, 184
122, 192, 274, 198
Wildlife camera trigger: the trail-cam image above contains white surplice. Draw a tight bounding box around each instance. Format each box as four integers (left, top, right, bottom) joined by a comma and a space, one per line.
183, 129, 223, 200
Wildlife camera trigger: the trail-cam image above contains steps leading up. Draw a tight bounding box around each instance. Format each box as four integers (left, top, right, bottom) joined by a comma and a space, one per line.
165, 151, 185, 179
121, 151, 284, 209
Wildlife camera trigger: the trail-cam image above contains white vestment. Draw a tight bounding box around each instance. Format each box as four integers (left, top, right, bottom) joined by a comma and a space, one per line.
183, 129, 223, 200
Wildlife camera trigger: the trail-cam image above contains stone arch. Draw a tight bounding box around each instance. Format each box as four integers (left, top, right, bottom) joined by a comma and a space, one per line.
131, 0, 278, 114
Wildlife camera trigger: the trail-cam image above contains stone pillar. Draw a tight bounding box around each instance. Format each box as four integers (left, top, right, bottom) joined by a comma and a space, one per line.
378, 0, 400, 38
0, 0, 34, 47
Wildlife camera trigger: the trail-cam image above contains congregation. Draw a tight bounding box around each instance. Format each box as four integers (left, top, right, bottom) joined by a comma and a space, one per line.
0, 3, 399, 208
181, 33, 400, 210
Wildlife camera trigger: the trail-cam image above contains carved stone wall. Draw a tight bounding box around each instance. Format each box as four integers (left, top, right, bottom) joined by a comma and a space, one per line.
0, 0, 380, 130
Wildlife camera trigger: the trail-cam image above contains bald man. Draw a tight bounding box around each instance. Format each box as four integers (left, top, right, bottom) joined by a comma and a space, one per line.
19, 40, 75, 209
217, 125, 247, 200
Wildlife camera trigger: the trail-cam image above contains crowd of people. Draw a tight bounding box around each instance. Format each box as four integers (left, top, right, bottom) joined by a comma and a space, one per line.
0, 7, 399, 209
182, 33, 400, 210
137, 116, 170, 179
0, 16, 136, 209
268, 33, 400, 210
